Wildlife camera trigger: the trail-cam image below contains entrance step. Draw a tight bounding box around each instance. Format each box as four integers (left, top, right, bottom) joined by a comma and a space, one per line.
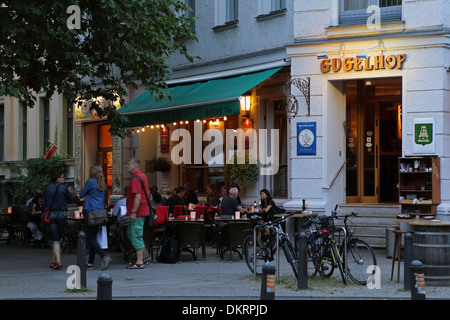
336, 204, 400, 248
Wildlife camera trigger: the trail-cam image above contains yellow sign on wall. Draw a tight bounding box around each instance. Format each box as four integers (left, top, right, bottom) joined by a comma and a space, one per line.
320, 54, 406, 73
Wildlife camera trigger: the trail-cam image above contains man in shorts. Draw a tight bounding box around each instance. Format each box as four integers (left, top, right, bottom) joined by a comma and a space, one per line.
125, 158, 150, 269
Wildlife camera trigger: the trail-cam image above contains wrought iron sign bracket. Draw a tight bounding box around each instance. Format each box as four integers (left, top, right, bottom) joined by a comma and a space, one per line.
290, 77, 311, 116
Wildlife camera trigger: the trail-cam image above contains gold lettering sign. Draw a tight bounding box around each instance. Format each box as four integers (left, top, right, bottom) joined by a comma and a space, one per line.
320, 54, 406, 73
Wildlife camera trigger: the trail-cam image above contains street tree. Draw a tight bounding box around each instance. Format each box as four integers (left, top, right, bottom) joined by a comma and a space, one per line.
0, 0, 197, 137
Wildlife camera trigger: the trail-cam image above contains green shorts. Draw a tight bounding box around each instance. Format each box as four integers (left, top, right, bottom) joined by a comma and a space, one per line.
126, 216, 146, 250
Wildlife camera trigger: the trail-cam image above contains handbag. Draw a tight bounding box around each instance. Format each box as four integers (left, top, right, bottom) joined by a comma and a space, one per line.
41, 184, 61, 224
132, 175, 157, 227
87, 209, 108, 227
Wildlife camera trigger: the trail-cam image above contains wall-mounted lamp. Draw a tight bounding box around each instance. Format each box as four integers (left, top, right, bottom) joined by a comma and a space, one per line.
239, 95, 251, 112
317, 45, 345, 60
356, 42, 384, 60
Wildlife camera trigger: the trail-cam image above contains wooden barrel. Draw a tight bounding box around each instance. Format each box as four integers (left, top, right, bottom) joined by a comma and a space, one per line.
413, 225, 450, 286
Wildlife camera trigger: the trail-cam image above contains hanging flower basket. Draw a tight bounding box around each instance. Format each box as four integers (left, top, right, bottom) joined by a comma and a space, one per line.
151, 157, 171, 172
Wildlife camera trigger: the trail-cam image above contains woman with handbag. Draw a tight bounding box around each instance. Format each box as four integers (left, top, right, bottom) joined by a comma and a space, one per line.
79, 163, 112, 270
42, 171, 75, 270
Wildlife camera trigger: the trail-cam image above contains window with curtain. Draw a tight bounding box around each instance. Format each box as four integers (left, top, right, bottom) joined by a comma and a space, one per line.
0, 103, 4, 161
340, 0, 402, 26
67, 101, 73, 158
257, 0, 287, 17
43, 98, 49, 156
214, 0, 238, 27
22, 103, 27, 160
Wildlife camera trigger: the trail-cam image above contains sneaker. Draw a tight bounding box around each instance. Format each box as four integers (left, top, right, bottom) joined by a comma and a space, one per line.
101, 256, 112, 270
86, 263, 95, 270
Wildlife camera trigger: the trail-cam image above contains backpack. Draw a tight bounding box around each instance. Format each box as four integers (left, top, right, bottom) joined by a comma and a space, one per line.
156, 237, 179, 264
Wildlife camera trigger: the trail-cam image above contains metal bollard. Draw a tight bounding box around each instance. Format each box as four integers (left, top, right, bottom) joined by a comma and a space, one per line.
404, 233, 413, 290
260, 262, 276, 300
297, 232, 308, 290
77, 231, 87, 288
97, 273, 113, 300
410, 260, 426, 300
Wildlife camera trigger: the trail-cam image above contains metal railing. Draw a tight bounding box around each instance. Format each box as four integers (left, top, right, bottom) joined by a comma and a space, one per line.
322, 162, 345, 190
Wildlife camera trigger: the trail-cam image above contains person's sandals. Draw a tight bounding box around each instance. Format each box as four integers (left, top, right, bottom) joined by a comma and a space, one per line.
126, 263, 144, 269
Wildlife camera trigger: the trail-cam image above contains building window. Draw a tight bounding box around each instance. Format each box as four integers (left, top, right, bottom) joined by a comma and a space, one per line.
67, 101, 73, 158
43, 98, 50, 156
184, 0, 196, 33
214, 0, 238, 29
273, 101, 287, 197
22, 103, 27, 160
257, 0, 287, 19
340, 0, 402, 26
0, 103, 4, 161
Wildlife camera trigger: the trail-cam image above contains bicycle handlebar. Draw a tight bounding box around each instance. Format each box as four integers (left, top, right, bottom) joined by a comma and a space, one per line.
250, 213, 294, 228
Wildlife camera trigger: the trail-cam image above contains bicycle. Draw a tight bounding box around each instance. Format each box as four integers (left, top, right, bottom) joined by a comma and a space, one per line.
243, 213, 299, 278
303, 205, 377, 285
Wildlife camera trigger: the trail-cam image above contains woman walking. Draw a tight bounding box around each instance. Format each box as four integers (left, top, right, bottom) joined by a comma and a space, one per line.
42, 171, 75, 270
79, 164, 112, 270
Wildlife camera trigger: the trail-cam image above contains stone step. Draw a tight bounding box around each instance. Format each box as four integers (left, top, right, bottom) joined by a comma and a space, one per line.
333, 204, 401, 248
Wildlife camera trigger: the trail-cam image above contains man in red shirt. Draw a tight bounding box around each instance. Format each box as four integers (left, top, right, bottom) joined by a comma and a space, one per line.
126, 158, 150, 269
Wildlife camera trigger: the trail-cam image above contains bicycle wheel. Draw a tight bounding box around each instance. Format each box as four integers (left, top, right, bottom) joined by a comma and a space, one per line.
346, 238, 377, 285
319, 239, 334, 278
306, 236, 322, 275
282, 239, 299, 279
331, 241, 346, 285
243, 235, 269, 275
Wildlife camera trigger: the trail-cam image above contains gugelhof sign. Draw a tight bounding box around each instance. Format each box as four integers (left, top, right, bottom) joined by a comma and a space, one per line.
320, 54, 406, 73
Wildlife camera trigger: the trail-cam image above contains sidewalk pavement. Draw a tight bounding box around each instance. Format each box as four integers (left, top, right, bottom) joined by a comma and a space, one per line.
0, 243, 449, 300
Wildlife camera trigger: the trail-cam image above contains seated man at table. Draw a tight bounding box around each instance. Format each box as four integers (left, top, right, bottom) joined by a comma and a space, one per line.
220, 187, 246, 217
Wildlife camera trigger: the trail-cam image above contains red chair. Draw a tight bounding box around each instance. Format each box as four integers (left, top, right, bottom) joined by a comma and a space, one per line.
195, 206, 206, 219
154, 206, 168, 228
173, 205, 185, 218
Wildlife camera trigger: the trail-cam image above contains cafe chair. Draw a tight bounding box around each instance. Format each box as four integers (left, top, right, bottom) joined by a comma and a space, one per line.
195, 206, 206, 219
153, 206, 169, 256
218, 221, 253, 262
175, 222, 206, 263
173, 205, 185, 218
9, 205, 31, 245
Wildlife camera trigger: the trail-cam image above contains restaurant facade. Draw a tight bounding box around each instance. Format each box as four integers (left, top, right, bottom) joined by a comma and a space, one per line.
1, 1, 448, 230
284, 0, 449, 226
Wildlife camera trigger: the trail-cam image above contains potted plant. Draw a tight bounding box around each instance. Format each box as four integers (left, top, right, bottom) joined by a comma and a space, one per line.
151, 157, 171, 172
224, 154, 259, 183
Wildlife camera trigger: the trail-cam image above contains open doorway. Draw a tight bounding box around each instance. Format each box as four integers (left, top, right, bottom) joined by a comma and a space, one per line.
345, 77, 402, 203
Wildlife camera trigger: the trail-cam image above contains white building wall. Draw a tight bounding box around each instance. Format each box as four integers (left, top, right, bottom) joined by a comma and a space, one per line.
287, 0, 449, 215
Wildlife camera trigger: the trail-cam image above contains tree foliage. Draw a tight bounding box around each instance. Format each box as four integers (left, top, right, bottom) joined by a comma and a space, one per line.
0, 0, 197, 137
2, 157, 66, 204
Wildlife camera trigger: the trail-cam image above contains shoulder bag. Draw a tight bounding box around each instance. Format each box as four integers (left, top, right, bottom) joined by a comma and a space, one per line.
41, 184, 61, 224
87, 209, 108, 227
132, 175, 157, 227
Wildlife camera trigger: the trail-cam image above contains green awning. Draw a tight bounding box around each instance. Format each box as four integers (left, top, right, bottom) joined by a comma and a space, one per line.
118, 67, 282, 127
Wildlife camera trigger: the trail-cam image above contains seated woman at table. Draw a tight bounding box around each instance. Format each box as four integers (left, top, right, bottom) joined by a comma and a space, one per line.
183, 183, 198, 205
206, 183, 220, 208
26, 189, 43, 244
259, 189, 279, 222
